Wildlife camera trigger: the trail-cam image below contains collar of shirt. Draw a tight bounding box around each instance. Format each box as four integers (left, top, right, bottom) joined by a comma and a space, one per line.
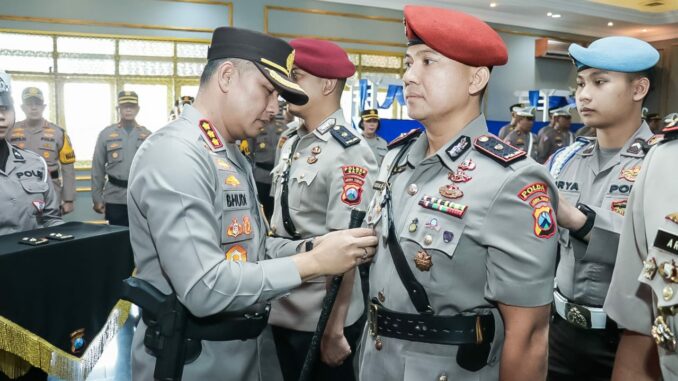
294, 108, 348, 142
405, 113, 489, 171
579, 121, 653, 158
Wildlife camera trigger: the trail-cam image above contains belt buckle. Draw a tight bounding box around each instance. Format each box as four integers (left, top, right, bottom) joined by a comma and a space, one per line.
368, 303, 379, 337
564, 302, 591, 329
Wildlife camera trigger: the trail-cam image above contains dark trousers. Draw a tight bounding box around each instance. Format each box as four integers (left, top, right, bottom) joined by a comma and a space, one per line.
272, 318, 364, 381
256, 181, 274, 220
548, 313, 621, 381
105, 203, 129, 227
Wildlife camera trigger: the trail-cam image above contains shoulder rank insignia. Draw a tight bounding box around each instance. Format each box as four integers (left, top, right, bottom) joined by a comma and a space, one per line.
661, 124, 678, 143
473, 135, 526, 167
548, 137, 590, 179
388, 128, 423, 150
330, 125, 361, 148
199, 119, 224, 151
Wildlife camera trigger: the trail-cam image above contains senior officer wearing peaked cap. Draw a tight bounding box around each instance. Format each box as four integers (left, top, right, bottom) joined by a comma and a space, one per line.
267, 37, 378, 381
127, 27, 377, 381
546, 36, 659, 380
358, 6, 559, 381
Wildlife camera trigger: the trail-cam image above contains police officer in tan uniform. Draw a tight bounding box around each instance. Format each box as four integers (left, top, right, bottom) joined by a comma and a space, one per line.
268, 38, 378, 381
0, 71, 62, 236
247, 100, 289, 219
537, 105, 574, 163
359, 6, 559, 380
497, 103, 521, 140
7, 87, 76, 215
604, 123, 676, 381
504, 105, 538, 159
359, 108, 388, 166
91, 91, 151, 226
547, 36, 659, 380
127, 27, 377, 381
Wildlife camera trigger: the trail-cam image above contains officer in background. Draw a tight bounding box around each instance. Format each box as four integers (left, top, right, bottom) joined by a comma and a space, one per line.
646, 112, 663, 134
359, 6, 559, 380
504, 105, 538, 159
7, 87, 76, 215
168, 95, 194, 121
546, 36, 659, 380
127, 27, 377, 381
576, 124, 596, 138
497, 103, 521, 139
268, 38, 378, 381
359, 108, 388, 166
603, 118, 677, 380
246, 100, 288, 219
537, 105, 574, 163
91, 91, 151, 226
0, 70, 61, 237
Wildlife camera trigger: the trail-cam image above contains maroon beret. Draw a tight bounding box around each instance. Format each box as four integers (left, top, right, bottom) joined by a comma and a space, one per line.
290, 38, 356, 79
404, 5, 508, 67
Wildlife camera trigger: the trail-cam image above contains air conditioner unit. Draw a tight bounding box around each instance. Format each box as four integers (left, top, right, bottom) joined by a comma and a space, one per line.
535, 38, 571, 60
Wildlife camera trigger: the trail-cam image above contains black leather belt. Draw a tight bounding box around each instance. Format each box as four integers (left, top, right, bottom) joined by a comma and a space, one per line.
50, 170, 59, 180
255, 162, 274, 171
108, 175, 128, 188
368, 300, 495, 346
280, 133, 301, 239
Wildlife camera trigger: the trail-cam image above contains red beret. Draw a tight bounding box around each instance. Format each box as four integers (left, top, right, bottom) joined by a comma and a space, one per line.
404, 5, 508, 67
290, 38, 356, 79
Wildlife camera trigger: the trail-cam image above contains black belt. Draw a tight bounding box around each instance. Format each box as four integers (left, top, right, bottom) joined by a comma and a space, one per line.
368, 300, 494, 346
108, 175, 128, 188
255, 162, 274, 171
280, 133, 301, 239
50, 170, 59, 180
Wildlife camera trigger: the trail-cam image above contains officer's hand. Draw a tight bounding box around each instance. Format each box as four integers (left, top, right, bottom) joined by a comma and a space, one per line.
556, 193, 586, 231
320, 332, 351, 367
93, 202, 105, 214
61, 201, 74, 215
312, 228, 377, 275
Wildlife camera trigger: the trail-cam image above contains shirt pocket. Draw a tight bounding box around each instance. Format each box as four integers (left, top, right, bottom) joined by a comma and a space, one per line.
398, 208, 466, 288
288, 166, 319, 210
106, 140, 123, 163
20, 180, 49, 215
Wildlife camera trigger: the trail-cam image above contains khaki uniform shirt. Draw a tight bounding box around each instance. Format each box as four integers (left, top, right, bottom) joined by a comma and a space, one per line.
269, 109, 378, 331
0, 141, 62, 235
128, 105, 303, 381
497, 123, 514, 140
363, 134, 388, 166
604, 136, 678, 379
91, 123, 151, 205
358, 115, 558, 380
504, 128, 538, 160
537, 126, 574, 163
576, 125, 596, 138
549, 123, 653, 307
7, 120, 76, 204
249, 119, 287, 184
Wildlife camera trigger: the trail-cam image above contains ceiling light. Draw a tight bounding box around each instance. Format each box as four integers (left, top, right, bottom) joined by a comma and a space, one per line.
490, 2, 497, 7
547, 12, 552, 16
551, 14, 562, 18
607, 21, 614, 26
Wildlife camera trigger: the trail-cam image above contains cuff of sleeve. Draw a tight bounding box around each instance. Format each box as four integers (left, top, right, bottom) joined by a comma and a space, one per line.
488, 278, 555, 307
258, 257, 302, 300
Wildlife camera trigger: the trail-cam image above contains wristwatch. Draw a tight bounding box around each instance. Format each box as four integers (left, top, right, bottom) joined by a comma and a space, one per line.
570, 203, 596, 241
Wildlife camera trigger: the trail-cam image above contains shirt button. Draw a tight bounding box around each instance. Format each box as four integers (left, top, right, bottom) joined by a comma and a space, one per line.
438, 374, 448, 381
424, 234, 433, 245
407, 183, 418, 195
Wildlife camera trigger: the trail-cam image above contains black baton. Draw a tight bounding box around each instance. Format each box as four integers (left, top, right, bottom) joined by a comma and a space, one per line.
298, 209, 366, 381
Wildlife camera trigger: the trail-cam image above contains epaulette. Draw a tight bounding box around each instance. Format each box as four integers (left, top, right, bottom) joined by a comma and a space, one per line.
388, 128, 423, 150
548, 137, 590, 178
661, 125, 678, 144
329, 125, 361, 148
473, 134, 526, 167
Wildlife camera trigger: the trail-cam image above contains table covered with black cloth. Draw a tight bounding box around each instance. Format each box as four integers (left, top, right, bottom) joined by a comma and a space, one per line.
0, 222, 134, 380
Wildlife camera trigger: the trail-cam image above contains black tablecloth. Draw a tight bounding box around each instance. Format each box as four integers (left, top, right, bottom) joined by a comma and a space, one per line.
0, 222, 133, 358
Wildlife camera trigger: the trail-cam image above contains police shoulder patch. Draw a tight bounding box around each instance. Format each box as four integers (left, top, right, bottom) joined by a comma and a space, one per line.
388, 128, 422, 150
473, 135, 526, 167
329, 125, 361, 148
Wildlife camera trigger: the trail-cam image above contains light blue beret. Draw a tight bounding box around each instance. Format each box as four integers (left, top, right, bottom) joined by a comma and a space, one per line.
569, 36, 659, 72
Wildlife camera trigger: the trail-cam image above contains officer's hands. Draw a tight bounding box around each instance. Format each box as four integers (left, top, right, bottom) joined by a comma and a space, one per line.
292, 228, 377, 281
556, 194, 586, 231
61, 201, 74, 215
320, 332, 351, 367
93, 202, 105, 214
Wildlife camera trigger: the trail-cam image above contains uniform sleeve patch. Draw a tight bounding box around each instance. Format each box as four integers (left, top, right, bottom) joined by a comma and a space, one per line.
59, 135, 76, 164
341, 165, 368, 206
532, 203, 556, 239
518, 182, 547, 201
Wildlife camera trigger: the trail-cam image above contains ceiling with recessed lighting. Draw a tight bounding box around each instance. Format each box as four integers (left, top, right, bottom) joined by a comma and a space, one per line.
320, 0, 678, 41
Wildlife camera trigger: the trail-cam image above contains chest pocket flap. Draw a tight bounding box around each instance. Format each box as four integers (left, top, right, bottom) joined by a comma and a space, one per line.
399, 208, 465, 259
106, 140, 123, 163
20, 179, 49, 194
